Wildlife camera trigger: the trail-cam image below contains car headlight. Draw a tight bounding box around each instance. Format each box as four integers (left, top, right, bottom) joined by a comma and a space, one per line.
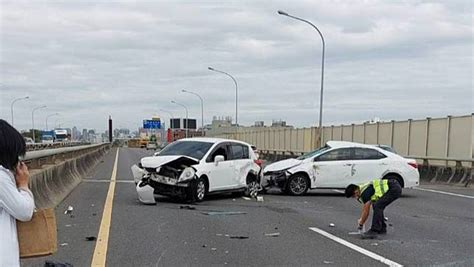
178, 167, 196, 182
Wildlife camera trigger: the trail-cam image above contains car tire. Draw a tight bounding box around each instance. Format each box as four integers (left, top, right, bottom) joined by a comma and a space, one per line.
245, 178, 260, 198
383, 174, 404, 188
286, 174, 310, 196
193, 177, 207, 202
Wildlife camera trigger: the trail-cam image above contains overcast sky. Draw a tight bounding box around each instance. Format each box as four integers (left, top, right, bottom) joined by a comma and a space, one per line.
0, 0, 472, 132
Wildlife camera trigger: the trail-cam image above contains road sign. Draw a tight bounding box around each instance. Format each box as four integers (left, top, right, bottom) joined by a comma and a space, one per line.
143, 120, 161, 129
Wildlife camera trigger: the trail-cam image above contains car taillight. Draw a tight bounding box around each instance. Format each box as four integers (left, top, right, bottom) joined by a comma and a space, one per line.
254, 159, 263, 167
408, 162, 418, 169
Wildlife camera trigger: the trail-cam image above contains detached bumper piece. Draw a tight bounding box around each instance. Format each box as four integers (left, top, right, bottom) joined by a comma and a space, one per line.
136, 180, 156, 205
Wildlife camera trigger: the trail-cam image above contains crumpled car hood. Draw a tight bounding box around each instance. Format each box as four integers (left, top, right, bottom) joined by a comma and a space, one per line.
141, 155, 199, 168
264, 158, 302, 173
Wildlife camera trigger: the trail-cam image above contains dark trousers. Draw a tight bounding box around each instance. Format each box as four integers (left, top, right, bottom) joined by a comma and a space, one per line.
371, 179, 402, 232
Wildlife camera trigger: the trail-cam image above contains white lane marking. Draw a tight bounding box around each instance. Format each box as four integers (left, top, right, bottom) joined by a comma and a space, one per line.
413, 187, 474, 199
308, 227, 403, 267
332, 189, 344, 194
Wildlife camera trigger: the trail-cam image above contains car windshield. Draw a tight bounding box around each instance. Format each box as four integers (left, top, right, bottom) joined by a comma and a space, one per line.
158, 141, 214, 160
297, 145, 331, 160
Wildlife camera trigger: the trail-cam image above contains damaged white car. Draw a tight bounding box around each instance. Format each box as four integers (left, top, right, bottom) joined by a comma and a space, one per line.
262, 141, 419, 195
131, 138, 262, 204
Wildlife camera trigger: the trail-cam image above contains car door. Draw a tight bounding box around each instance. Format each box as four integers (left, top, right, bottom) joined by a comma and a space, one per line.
313, 148, 353, 188
204, 142, 234, 191
227, 143, 252, 188
351, 148, 388, 184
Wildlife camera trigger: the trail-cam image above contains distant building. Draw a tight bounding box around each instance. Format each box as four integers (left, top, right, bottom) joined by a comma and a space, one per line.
254, 121, 264, 127
271, 120, 288, 127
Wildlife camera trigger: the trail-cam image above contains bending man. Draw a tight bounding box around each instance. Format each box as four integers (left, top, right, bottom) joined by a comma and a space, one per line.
345, 178, 402, 239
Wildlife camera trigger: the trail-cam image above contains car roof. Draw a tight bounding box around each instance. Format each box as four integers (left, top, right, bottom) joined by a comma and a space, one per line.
326, 141, 382, 149
178, 137, 251, 146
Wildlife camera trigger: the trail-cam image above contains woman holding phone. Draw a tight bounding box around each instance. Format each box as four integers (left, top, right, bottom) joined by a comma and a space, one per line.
0, 119, 35, 266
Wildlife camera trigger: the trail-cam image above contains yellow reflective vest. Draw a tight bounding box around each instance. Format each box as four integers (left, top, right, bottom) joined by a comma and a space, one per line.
358, 179, 389, 203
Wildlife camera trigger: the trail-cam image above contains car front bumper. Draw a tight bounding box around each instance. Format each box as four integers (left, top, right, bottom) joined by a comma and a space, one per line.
262, 171, 289, 189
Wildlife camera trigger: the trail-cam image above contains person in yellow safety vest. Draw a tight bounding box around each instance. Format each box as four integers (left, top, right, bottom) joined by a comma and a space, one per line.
345, 178, 402, 239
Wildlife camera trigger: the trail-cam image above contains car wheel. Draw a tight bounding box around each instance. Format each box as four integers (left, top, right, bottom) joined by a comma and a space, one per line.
194, 178, 207, 202
286, 174, 309, 196
383, 174, 404, 188
245, 179, 260, 198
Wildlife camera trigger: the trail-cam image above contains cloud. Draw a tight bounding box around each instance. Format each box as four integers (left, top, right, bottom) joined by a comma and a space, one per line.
0, 0, 471, 131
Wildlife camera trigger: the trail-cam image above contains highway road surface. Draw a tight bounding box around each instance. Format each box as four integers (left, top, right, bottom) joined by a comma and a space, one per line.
23, 148, 474, 266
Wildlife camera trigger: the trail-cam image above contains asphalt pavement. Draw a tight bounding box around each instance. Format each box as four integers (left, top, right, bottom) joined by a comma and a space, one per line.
22, 148, 474, 266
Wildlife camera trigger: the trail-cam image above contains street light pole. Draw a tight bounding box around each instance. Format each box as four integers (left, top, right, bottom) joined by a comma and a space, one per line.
160, 109, 175, 129
208, 67, 238, 126
171, 101, 189, 138
182, 90, 204, 136
278, 10, 325, 147
45, 113, 59, 131
31, 105, 47, 143
10, 96, 29, 127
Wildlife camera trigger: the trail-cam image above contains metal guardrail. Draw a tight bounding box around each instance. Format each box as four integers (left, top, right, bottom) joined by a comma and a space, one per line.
26, 142, 91, 151
24, 143, 108, 161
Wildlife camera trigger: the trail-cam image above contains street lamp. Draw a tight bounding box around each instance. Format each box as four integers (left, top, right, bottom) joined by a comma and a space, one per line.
278, 10, 325, 147
31, 105, 47, 143
45, 113, 59, 131
182, 90, 204, 135
208, 66, 238, 126
171, 100, 189, 138
160, 109, 175, 129
10, 96, 29, 127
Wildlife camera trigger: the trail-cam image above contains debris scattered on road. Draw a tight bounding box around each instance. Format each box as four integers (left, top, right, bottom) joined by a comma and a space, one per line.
202, 211, 247, 216
65, 224, 72, 227
384, 217, 389, 221
232, 199, 236, 202
329, 223, 335, 227
388, 223, 393, 227
242, 197, 251, 201
323, 260, 334, 264
257, 196, 264, 202
202, 244, 207, 248
91, 204, 95, 207
92, 213, 97, 216
229, 235, 249, 239
180, 205, 196, 210
348, 232, 360, 235
60, 243, 68, 247
44, 260, 73, 267
371, 243, 379, 246
264, 232, 280, 237
85, 236, 97, 241
225, 251, 229, 254
211, 248, 217, 251
224, 234, 230, 237
64, 206, 73, 215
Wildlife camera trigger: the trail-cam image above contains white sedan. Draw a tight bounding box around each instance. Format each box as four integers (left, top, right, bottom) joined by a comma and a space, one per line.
132, 138, 262, 204
262, 141, 419, 195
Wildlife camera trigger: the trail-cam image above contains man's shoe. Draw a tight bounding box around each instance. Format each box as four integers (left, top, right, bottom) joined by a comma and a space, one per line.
379, 229, 387, 235
361, 230, 378, 239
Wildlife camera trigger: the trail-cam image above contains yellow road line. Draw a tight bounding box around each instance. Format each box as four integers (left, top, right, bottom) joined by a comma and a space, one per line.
91, 148, 119, 266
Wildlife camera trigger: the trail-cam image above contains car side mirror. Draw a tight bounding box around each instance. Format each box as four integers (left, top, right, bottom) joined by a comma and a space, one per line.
214, 155, 225, 165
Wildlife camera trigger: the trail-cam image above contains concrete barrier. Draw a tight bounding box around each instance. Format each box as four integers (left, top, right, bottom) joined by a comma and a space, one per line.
26, 144, 110, 209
